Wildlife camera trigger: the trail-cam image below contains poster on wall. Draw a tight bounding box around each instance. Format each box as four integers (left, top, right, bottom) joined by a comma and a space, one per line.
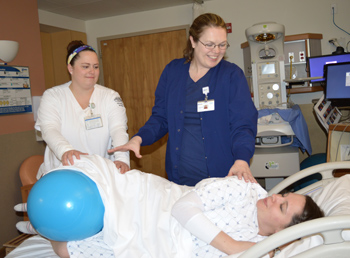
0, 65, 32, 115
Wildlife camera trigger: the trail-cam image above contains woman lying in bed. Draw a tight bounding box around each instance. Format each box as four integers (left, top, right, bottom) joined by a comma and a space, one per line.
19, 155, 324, 258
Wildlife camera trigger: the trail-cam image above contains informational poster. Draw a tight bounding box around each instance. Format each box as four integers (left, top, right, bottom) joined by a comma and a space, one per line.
0, 65, 32, 115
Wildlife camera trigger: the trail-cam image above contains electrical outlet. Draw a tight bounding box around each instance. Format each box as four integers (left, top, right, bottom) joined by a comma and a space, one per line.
331, 3, 337, 14
340, 145, 350, 161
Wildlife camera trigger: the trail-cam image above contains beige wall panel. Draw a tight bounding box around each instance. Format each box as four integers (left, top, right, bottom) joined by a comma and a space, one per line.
70, 30, 87, 44
40, 32, 55, 89
101, 29, 187, 178
51, 30, 72, 86
40, 30, 87, 88
0, 130, 46, 245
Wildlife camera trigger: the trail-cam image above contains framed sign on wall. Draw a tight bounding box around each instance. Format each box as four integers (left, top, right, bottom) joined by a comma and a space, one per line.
0, 65, 32, 115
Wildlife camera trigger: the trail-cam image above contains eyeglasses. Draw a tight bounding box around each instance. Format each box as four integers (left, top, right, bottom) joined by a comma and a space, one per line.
198, 40, 230, 50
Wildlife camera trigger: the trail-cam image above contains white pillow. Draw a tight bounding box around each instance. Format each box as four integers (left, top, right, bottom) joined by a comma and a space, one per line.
309, 174, 350, 216
275, 174, 350, 257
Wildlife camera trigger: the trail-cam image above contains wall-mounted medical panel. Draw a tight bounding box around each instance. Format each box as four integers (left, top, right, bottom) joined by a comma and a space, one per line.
241, 33, 323, 91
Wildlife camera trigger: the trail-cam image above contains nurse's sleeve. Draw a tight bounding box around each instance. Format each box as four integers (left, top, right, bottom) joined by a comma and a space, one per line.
35, 90, 74, 160
228, 68, 258, 164
107, 91, 130, 166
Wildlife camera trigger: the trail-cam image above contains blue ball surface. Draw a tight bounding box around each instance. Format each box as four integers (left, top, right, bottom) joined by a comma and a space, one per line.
27, 169, 104, 241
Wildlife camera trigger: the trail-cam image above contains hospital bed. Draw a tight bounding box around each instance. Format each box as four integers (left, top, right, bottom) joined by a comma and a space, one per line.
237, 161, 350, 258
6, 161, 350, 258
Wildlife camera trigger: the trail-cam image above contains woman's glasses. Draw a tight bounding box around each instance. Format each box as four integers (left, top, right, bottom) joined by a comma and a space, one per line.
198, 40, 230, 50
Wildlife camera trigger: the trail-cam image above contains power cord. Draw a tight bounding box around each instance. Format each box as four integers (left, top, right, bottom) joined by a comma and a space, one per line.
332, 7, 350, 36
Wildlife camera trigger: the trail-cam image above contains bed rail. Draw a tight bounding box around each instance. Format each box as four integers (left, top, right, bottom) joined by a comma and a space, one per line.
237, 215, 350, 258
269, 161, 350, 195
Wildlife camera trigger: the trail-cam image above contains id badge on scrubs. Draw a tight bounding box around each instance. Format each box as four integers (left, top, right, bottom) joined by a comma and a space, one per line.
197, 99, 215, 112
197, 86, 215, 112
85, 115, 103, 130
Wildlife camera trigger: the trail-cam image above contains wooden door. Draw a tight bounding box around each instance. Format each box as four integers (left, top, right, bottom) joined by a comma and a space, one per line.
40, 30, 87, 89
101, 29, 187, 178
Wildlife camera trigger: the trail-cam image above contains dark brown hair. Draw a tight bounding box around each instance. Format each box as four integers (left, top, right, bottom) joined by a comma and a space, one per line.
66, 40, 96, 66
287, 195, 324, 228
183, 13, 227, 63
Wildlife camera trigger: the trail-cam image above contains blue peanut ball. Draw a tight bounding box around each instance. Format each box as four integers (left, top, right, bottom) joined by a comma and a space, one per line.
27, 169, 104, 241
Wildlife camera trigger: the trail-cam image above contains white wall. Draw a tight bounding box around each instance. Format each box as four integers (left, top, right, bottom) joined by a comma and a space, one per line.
83, 0, 350, 67
85, 5, 192, 48
38, 9, 86, 33
208, 0, 349, 66
39, 0, 350, 104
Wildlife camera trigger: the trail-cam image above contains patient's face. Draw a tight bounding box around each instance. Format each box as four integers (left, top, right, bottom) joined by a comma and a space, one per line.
256, 193, 305, 236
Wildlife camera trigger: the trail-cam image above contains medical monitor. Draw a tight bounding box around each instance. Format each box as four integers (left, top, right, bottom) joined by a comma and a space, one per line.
308, 53, 350, 84
324, 61, 350, 107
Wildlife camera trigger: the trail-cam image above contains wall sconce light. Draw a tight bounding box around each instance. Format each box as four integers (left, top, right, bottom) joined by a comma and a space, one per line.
0, 40, 19, 63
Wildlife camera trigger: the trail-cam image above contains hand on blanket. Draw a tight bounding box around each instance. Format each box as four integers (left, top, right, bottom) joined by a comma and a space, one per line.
61, 150, 88, 166
210, 231, 256, 255
114, 160, 130, 174
227, 160, 257, 183
108, 136, 142, 158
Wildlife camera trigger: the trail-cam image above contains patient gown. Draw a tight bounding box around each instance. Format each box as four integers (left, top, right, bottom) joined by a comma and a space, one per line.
36, 155, 267, 258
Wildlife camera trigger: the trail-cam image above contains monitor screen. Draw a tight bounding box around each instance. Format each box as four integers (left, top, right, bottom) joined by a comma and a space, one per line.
324, 61, 350, 107
261, 63, 275, 75
308, 53, 350, 83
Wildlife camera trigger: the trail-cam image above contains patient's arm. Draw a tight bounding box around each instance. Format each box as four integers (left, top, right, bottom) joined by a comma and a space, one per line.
210, 231, 255, 255
172, 191, 256, 255
51, 241, 69, 258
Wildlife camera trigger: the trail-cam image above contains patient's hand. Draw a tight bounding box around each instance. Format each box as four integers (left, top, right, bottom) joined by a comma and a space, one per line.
114, 160, 130, 174
210, 231, 256, 255
227, 160, 257, 183
108, 136, 143, 158
61, 150, 88, 166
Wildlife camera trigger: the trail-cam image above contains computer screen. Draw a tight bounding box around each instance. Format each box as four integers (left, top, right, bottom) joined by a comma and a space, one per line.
324, 61, 350, 107
308, 53, 350, 83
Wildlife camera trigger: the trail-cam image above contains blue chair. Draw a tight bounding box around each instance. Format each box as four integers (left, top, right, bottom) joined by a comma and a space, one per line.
293, 153, 327, 191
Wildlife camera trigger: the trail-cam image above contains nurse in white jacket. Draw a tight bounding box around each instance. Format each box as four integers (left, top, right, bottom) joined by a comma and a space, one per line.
35, 40, 130, 179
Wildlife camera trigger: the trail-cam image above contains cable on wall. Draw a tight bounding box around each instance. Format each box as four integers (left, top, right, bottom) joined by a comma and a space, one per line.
332, 7, 350, 36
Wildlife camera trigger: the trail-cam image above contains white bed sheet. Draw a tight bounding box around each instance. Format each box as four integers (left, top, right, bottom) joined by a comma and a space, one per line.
6, 160, 350, 258
5, 235, 59, 258
7, 155, 193, 258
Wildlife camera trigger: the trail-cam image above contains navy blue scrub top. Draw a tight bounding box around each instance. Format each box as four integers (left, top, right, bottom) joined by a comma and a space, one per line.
178, 70, 212, 186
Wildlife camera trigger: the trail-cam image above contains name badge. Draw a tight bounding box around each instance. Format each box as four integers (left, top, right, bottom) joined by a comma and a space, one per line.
85, 115, 103, 130
197, 99, 215, 112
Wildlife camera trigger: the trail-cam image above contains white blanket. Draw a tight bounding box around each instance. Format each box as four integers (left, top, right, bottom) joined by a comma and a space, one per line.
52, 155, 193, 258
